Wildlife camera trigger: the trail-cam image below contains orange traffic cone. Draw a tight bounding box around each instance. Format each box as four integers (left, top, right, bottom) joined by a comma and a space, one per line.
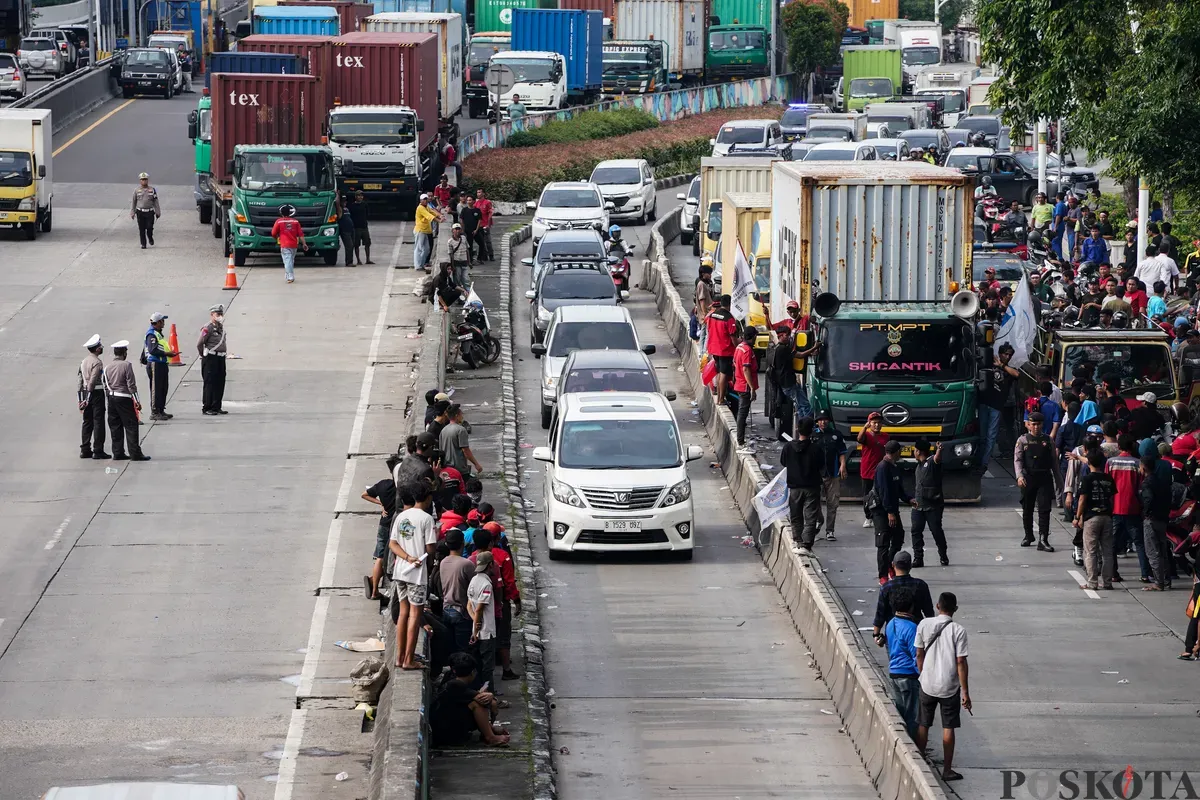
223, 253, 239, 290
168, 323, 184, 367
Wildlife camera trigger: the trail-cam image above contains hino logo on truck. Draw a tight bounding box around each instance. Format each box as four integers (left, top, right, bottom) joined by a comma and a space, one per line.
336, 54, 365, 68
229, 91, 259, 106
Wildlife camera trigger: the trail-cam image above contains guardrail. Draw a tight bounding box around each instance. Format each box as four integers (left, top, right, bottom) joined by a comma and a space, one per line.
459, 73, 796, 159
10, 58, 120, 133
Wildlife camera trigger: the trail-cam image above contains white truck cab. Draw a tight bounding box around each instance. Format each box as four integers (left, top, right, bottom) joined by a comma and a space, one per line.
327, 104, 427, 206
488, 50, 567, 114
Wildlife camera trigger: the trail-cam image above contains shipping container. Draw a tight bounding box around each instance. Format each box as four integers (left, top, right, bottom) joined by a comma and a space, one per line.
697, 155, 774, 243
710, 0, 767, 30
613, 0, 704, 77
277, 0, 374, 33
474, 0, 557, 33
768, 161, 972, 319
511, 8, 602, 93
329, 32, 440, 152
238, 34, 336, 111
205, 50, 305, 89
372, 0, 467, 22
845, 0, 897, 29
209, 73, 325, 183
252, 5, 341, 35
364, 12, 464, 116
841, 45, 901, 110
557, 0, 613, 22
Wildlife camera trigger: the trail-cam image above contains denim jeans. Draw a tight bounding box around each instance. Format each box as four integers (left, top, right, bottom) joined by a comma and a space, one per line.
978, 404, 1002, 470
890, 674, 921, 739
781, 384, 811, 420
453, 262, 470, 289
280, 247, 296, 280
414, 232, 432, 270
1113, 513, 1139, 567
441, 606, 473, 654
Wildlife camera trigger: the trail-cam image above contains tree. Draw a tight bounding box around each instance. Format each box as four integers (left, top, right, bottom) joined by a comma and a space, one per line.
780, 0, 849, 88
899, 0, 973, 32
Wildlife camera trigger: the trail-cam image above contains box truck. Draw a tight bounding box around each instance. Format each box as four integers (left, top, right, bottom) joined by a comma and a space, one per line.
696, 155, 773, 263
613, 0, 704, 84
840, 44, 901, 110
511, 8, 602, 104
707, 0, 768, 81
768, 161, 981, 500
0, 108, 52, 239
365, 12, 464, 119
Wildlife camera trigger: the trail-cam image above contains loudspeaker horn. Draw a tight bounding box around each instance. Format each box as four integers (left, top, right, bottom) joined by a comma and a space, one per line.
951, 290, 979, 320
813, 292, 841, 318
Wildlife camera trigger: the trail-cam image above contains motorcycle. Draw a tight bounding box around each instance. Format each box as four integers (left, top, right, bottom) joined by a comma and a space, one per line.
608, 240, 634, 298
456, 295, 501, 369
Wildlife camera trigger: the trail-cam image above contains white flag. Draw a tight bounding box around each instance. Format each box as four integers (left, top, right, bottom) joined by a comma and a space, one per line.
752, 468, 790, 531
995, 275, 1038, 368
729, 241, 755, 321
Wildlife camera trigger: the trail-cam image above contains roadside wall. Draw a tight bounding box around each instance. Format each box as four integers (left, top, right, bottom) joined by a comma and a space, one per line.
13, 63, 120, 134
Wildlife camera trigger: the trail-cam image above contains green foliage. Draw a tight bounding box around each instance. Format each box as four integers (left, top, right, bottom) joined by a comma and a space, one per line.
899, 0, 971, 32
1092, 193, 1129, 231
504, 108, 659, 148
780, 0, 848, 81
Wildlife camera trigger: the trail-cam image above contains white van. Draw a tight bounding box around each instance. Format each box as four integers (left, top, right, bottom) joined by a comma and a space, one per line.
534, 392, 703, 560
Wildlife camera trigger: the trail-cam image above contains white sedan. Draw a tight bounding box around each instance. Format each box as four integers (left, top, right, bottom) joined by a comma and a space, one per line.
802, 142, 881, 162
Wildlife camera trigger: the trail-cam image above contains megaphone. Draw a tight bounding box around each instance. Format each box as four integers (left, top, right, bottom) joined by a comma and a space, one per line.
951, 290, 979, 320
813, 292, 841, 318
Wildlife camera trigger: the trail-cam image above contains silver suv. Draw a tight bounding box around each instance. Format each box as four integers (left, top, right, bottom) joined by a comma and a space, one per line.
0, 53, 26, 98
26, 29, 78, 72
18, 37, 64, 78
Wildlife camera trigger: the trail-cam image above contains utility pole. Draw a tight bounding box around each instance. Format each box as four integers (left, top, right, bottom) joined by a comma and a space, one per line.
1036, 118, 1047, 196
934, 0, 948, 26
767, 0, 776, 86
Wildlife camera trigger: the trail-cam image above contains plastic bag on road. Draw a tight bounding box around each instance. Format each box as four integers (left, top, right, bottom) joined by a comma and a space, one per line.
350, 656, 390, 704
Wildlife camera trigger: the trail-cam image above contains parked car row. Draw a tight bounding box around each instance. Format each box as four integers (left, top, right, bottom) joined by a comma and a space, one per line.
16, 27, 84, 79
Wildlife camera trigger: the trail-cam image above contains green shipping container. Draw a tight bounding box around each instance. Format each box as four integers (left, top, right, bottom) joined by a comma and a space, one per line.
475, 0, 558, 32
710, 0, 768, 30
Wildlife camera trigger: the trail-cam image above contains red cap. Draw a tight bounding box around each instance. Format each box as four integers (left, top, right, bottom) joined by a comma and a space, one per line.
482, 521, 504, 534
786, 300, 800, 310
867, 411, 883, 421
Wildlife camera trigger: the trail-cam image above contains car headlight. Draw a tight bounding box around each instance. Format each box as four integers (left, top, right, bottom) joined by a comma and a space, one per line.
543, 375, 557, 389
533, 216, 548, 226
17, 197, 34, 210
122, 71, 132, 78
661, 478, 691, 506
551, 479, 585, 508
238, 226, 252, 236
954, 443, 974, 457
322, 227, 336, 237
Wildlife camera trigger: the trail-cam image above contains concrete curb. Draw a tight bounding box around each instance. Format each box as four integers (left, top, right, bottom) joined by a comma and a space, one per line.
369, 301, 449, 800
641, 206, 951, 800
498, 221, 557, 800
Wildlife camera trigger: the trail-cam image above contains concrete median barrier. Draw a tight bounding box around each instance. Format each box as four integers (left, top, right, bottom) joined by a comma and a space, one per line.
12, 62, 120, 134
641, 199, 951, 800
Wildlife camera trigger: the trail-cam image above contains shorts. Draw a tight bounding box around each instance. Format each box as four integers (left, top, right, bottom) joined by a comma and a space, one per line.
354, 228, 371, 247
395, 580, 428, 607
918, 688, 961, 729
374, 520, 390, 560
712, 354, 734, 378
496, 600, 512, 650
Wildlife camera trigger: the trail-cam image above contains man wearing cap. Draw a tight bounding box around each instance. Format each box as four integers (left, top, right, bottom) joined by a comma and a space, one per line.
1130, 392, 1163, 441
872, 440, 913, 583
78, 334, 109, 459
271, 204, 306, 284
447, 222, 470, 288
131, 172, 161, 249
104, 341, 150, 461
197, 304, 228, 416
812, 409, 847, 541
414, 194, 441, 272
1014, 412, 1061, 551
144, 312, 177, 421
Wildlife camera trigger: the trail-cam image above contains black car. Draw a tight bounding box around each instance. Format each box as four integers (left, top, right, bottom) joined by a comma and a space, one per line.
957, 115, 1003, 147
557, 349, 676, 402
116, 48, 176, 98
779, 103, 828, 141
975, 151, 1098, 208
525, 261, 622, 345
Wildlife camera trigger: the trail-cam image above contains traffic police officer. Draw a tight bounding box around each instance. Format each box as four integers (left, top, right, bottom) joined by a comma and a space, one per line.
78, 333, 109, 459
131, 172, 161, 248
104, 340, 150, 461
143, 312, 176, 420
197, 303, 229, 415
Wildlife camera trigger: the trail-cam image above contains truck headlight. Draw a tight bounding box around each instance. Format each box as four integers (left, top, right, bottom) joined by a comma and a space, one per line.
661, 478, 691, 506
238, 226, 252, 236
551, 479, 585, 508
322, 227, 336, 237
332, 158, 343, 176
17, 197, 34, 210
954, 443, 974, 457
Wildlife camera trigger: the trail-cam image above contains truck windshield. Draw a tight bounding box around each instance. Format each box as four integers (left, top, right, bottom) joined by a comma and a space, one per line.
238, 153, 334, 192
559, 419, 681, 469
0, 151, 33, 187
1063, 343, 1176, 400
709, 31, 764, 51
602, 49, 652, 72
804, 127, 852, 141
819, 319, 972, 382
918, 89, 964, 112
495, 58, 555, 82
329, 113, 416, 144
197, 107, 211, 142
706, 202, 721, 236
902, 47, 940, 66
849, 78, 893, 98
716, 125, 764, 144
469, 41, 508, 66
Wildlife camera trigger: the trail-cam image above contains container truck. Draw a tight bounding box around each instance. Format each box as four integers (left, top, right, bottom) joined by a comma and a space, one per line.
846, 0, 897, 29
601, 39, 666, 95
767, 161, 981, 501
238, 33, 336, 112
372, 0, 459, 15
707, 0, 769, 81
364, 13, 464, 119
613, 0, 704, 84
841, 45, 900, 110
466, 31, 511, 117
718, 192, 772, 363
696, 155, 773, 264
194, 73, 340, 267
474, 0, 557, 33
0, 108, 52, 239
277, 0, 373, 34
804, 112, 867, 142
252, 5, 340, 35
326, 32, 440, 207
486, 49, 567, 113
511, 8, 602, 104
204, 49, 304, 89
914, 66, 976, 127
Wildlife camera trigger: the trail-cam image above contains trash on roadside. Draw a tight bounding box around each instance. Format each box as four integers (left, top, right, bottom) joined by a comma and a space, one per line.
1101, 670, 1119, 674
995, 555, 1003, 561
819, 709, 834, 715
851, 610, 863, 616
350, 657, 389, 705
335, 772, 349, 782
335, 638, 385, 653
547, 688, 556, 697
1117, 679, 1130, 684
559, 746, 570, 755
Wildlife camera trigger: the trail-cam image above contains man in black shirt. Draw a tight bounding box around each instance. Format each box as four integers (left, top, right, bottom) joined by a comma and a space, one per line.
459, 196, 483, 265
768, 329, 798, 437
427, 399, 452, 440
873, 440, 913, 583
347, 191, 374, 264
812, 409, 847, 541
1129, 392, 1163, 441
1078, 278, 1105, 327
431, 652, 509, 746
1074, 452, 1115, 590
779, 416, 824, 552
1139, 454, 1173, 590
911, 439, 948, 567
978, 343, 1019, 472
363, 455, 401, 601
872, 549, 935, 634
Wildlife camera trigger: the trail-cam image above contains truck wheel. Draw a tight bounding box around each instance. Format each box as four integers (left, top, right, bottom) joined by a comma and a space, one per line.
467, 105, 478, 119
233, 248, 248, 267
122, 88, 133, 98
681, 230, 692, 245
222, 219, 233, 257
322, 248, 338, 266
23, 222, 36, 240
212, 206, 222, 239
199, 203, 212, 226
40, 208, 51, 233
692, 237, 700, 257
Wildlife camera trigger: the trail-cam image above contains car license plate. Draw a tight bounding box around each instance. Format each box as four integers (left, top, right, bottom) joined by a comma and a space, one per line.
603, 519, 642, 532
137, 81, 151, 86
899, 446, 915, 457
363, 183, 382, 190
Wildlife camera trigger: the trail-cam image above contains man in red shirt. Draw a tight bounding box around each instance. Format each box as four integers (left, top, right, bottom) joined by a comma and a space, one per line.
731, 326, 759, 449
858, 412, 890, 528
1105, 434, 1142, 582
705, 294, 739, 406
767, 299, 809, 335
270, 204, 306, 284
1123, 277, 1148, 318
474, 189, 495, 262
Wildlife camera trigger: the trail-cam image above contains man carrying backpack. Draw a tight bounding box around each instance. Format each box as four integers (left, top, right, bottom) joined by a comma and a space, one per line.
1014, 413, 1062, 551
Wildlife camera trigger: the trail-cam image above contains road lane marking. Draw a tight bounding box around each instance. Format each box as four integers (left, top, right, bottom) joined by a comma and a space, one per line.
274, 227, 406, 800
1069, 569, 1101, 599
31, 286, 52, 303
52, 98, 136, 156
44, 516, 71, 550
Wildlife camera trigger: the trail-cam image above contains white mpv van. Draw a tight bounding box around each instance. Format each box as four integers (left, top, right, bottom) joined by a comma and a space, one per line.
534, 392, 703, 560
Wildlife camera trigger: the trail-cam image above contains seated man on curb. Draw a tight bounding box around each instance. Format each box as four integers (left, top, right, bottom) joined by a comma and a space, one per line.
430, 652, 510, 747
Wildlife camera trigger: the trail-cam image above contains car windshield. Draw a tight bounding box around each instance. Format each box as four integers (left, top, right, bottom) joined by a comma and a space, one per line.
0, 151, 33, 187
540, 188, 601, 209
868, 114, 912, 132
127, 49, 169, 66
849, 78, 892, 97
716, 125, 765, 145
549, 322, 637, 357
559, 419, 681, 469
563, 367, 657, 394
686, 178, 700, 202
959, 117, 1000, 135
902, 131, 939, 148
709, 30, 764, 50
1013, 152, 1071, 171
804, 127, 851, 142
329, 112, 416, 144
804, 148, 858, 161
540, 270, 616, 300
536, 240, 604, 263
590, 166, 641, 185
818, 319, 972, 382
21, 39, 55, 50
874, 142, 903, 159
902, 46, 940, 66
469, 41, 508, 66
237, 152, 335, 192
1063, 343, 1176, 400
494, 57, 555, 82
198, 107, 212, 141
602, 48, 651, 71
918, 89, 964, 112
781, 107, 815, 126
973, 257, 1024, 283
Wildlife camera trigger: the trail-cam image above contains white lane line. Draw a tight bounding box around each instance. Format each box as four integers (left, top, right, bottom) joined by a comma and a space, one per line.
44, 516, 71, 550
1068, 569, 1101, 599
274, 227, 406, 800
31, 286, 52, 303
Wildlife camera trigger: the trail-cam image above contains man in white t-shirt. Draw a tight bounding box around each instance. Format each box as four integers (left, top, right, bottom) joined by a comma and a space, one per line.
914, 591, 972, 783
467, 551, 497, 690
1135, 244, 1164, 288
1154, 244, 1180, 294
390, 487, 437, 671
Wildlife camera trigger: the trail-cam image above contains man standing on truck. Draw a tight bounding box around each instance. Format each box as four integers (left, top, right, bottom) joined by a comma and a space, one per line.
271, 205, 306, 284
143, 313, 176, 421
131, 172, 161, 249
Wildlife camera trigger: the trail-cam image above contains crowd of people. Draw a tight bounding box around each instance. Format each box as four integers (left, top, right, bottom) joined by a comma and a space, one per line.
413, 181, 497, 278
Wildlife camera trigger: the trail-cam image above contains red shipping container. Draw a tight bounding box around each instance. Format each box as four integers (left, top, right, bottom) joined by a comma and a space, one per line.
238, 34, 336, 112
276, 0, 374, 34
330, 32, 440, 153
210, 73, 326, 183
557, 0, 615, 21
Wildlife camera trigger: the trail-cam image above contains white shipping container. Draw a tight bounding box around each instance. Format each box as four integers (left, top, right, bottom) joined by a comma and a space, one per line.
698, 156, 774, 239
769, 161, 973, 321
365, 12, 464, 117
613, 0, 704, 77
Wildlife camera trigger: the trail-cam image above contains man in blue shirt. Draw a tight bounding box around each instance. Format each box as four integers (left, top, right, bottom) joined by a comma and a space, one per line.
1026, 381, 1061, 438
1080, 226, 1110, 266
874, 577, 920, 737
1051, 191, 1069, 258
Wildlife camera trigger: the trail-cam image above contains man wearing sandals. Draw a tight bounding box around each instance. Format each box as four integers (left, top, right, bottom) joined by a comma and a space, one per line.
915, 592, 971, 783
1139, 454, 1174, 591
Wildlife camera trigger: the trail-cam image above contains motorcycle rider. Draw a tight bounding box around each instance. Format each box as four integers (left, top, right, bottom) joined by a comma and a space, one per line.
974, 175, 998, 202
606, 224, 625, 255
1000, 200, 1028, 238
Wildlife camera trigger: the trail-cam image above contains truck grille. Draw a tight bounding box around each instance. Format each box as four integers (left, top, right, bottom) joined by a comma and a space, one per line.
345, 162, 405, 178
247, 205, 328, 236
576, 528, 669, 545
127, 71, 165, 79
832, 405, 960, 439
581, 486, 662, 510
0, 199, 19, 211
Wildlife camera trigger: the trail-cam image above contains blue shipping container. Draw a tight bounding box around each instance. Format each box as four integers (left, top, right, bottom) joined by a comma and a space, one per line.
511, 8, 602, 93
205, 51, 305, 89
252, 6, 342, 36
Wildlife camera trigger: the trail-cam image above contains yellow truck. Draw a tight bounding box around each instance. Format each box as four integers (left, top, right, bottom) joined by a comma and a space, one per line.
0, 108, 53, 240
697, 155, 773, 261
719, 191, 772, 360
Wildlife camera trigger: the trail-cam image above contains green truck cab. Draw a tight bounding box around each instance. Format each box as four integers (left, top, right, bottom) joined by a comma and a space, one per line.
190, 93, 213, 224
706, 23, 769, 81
841, 45, 901, 111
601, 40, 667, 95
